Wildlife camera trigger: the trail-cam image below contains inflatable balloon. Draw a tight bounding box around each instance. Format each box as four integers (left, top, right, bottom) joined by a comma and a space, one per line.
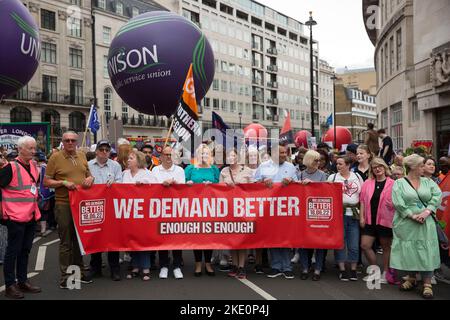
108, 11, 214, 116
322, 126, 353, 151
294, 130, 311, 148
244, 123, 268, 140
0, 0, 40, 98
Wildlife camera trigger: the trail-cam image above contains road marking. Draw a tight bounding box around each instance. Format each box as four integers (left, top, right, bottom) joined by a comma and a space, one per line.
43, 239, 60, 246
237, 278, 277, 300
314, 280, 354, 300
0, 272, 39, 292
33, 237, 41, 244
35, 246, 47, 271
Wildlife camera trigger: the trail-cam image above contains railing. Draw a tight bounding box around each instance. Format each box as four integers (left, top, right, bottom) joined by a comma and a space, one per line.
267, 81, 278, 88
267, 65, 278, 72
10, 90, 92, 106
267, 47, 278, 55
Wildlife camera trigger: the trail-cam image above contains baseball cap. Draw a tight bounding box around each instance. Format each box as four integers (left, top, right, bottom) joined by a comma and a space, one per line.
96, 140, 111, 150
346, 144, 358, 155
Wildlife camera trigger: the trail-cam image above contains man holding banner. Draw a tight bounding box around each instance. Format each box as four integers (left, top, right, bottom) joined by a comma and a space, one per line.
254, 144, 298, 279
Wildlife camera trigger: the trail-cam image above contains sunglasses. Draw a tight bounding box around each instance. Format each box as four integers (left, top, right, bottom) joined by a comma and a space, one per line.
98, 148, 110, 153
63, 139, 77, 143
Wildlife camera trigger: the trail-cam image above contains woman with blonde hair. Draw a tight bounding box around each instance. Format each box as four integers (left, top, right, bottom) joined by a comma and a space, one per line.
122, 150, 157, 281
353, 144, 373, 181
360, 158, 396, 284
185, 144, 220, 277
391, 154, 442, 299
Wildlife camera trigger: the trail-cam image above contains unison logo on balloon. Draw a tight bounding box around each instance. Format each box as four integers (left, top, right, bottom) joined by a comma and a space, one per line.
108, 11, 215, 116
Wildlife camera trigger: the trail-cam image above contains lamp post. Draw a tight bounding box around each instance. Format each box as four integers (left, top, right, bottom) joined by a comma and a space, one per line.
238, 112, 242, 129
305, 11, 317, 137
331, 73, 338, 150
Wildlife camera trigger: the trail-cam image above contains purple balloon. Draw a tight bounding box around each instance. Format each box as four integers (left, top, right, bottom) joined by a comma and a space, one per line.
0, 0, 40, 98
108, 11, 215, 116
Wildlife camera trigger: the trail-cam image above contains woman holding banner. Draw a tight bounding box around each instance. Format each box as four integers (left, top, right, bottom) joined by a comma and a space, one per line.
297, 150, 328, 281
359, 158, 396, 285
220, 149, 254, 279
391, 154, 442, 299
185, 144, 220, 277
122, 150, 157, 281
328, 156, 364, 281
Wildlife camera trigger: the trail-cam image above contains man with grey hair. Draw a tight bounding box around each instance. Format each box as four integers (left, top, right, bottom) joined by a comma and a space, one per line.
0, 136, 42, 299
44, 131, 94, 288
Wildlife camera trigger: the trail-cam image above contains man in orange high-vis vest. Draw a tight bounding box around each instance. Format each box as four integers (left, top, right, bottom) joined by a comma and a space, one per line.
0, 136, 42, 299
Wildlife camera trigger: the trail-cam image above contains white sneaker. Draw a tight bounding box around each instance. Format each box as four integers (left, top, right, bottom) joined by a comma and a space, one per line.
159, 267, 168, 279
123, 253, 132, 262
173, 268, 183, 279
431, 276, 437, 285
380, 272, 388, 284
291, 253, 299, 264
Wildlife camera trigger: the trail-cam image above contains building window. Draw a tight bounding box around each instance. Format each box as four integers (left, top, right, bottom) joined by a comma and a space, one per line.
221, 80, 228, 92
98, 0, 105, 9
121, 101, 128, 120
104, 87, 113, 120
41, 109, 60, 128
70, 79, 83, 105
389, 36, 394, 75
69, 111, 86, 132
42, 75, 57, 102
212, 79, 219, 91
103, 55, 109, 78
411, 101, 420, 122
396, 29, 402, 70
41, 42, 56, 64
230, 101, 236, 112
103, 26, 111, 44
182, 8, 200, 26
391, 103, 403, 152
384, 43, 388, 80
203, 97, 210, 109
41, 9, 56, 31
380, 48, 384, 83
70, 0, 81, 5
10, 106, 31, 123
69, 48, 83, 68
221, 100, 228, 112
213, 98, 219, 110
380, 109, 388, 130
116, 2, 123, 15
132, 7, 139, 17
68, 17, 82, 38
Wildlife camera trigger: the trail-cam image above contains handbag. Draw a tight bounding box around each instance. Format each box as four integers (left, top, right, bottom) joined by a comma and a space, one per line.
404, 178, 449, 247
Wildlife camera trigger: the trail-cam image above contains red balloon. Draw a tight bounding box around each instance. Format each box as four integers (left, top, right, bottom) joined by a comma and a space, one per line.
244, 123, 268, 140
322, 126, 352, 151
294, 130, 311, 148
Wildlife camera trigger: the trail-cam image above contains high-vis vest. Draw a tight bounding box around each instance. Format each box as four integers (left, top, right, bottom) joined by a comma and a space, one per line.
1, 160, 41, 222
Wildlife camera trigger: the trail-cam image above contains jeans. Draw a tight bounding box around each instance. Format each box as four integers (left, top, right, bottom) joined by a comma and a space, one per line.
299, 249, 325, 272
335, 216, 360, 264
3, 220, 36, 287
131, 251, 151, 269
159, 250, 182, 268
90, 252, 120, 273
269, 248, 292, 272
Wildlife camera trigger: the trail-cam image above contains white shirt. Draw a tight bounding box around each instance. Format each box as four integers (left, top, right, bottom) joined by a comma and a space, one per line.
328, 172, 363, 216
122, 169, 157, 184
152, 164, 186, 184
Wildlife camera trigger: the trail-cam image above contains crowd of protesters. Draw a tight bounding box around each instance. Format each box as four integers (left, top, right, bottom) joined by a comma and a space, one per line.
0, 125, 449, 299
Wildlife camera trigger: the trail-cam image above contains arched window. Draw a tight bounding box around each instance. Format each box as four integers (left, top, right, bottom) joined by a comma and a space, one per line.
42, 109, 61, 146
69, 111, 86, 132
104, 87, 112, 122
10, 106, 32, 122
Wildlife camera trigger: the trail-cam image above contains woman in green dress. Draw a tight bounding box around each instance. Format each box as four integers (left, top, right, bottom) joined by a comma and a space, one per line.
391, 154, 442, 299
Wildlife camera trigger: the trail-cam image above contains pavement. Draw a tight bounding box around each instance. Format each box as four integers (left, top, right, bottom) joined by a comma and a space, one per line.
1, 230, 450, 300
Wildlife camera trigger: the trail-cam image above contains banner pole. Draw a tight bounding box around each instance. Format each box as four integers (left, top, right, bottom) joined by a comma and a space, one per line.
81, 105, 93, 149
164, 117, 175, 147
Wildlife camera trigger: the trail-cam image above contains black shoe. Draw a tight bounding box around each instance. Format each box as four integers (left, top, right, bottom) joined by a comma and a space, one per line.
80, 274, 93, 284
312, 273, 321, 281
339, 271, 349, 281
300, 272, 309, 280
194, 271, 202, 277
254, 265, 264, 274
349, 270, 358, 281
219, 264, 232, 272
267, 269, 283, 278
88, 269, 102, 279
111, 271, 121, 281
283, 271, 295, 279
205, 268, 215, 276
5, 284, 24, 299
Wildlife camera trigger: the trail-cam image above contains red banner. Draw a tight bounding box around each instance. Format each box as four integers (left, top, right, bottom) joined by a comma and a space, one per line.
438, 175, 450, 255
69, 183, 344, 255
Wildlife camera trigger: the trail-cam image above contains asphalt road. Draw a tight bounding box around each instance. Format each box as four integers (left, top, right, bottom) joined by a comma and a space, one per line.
1, 231, 450, 301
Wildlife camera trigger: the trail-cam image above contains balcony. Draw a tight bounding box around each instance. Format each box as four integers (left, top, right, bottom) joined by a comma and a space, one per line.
9, 90, 92, 107
267, 81, 278, 88
267, 98, 279, 105
267, 47, 278, 55
267, 65, 278, 73
252, 95, 264, 103
252, 78, 263, 86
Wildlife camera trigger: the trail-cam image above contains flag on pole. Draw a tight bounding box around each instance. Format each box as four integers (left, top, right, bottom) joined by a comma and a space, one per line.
279, 110, 294, 145
171, 64, 201, 143
88, 104, 100, 134
212, 111, 243, 148
326, 114, 333, 126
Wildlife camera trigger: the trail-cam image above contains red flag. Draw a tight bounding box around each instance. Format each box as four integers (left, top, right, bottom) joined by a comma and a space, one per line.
279, 111, 294, 144
437, 174, 450, 255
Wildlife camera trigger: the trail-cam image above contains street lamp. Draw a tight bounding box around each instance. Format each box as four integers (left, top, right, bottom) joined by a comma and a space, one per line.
305, 11, 317, 137
238, 112, 242, 129
331, 73, 338, 150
